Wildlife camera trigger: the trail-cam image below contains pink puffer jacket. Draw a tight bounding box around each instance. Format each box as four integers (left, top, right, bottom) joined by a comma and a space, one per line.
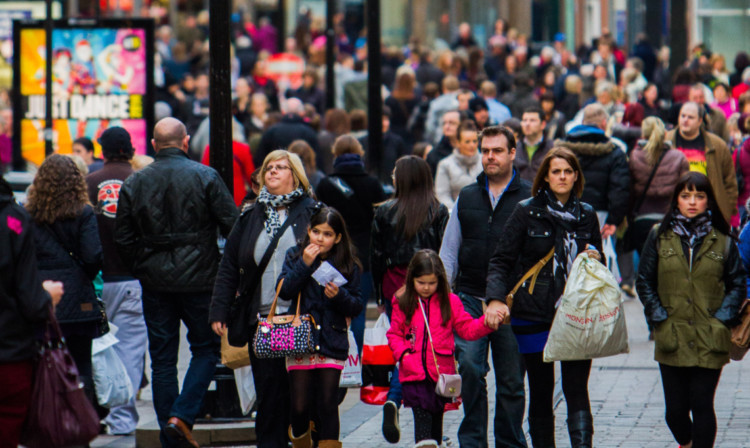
387, 292, 494, 383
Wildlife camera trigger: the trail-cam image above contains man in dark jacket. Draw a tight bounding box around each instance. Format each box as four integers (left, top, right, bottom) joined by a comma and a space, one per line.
440, 125, 530, 448
556, 103, 630, 238
359, 106, 410, 185
0, 177, 63, 446
114, 118, 238, 448
254, 97, 319, 167
515, 107, 554, 181
86, 126, 144, 435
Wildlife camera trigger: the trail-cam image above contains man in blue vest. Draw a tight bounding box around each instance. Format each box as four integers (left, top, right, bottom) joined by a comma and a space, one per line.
440, 125, 531, 447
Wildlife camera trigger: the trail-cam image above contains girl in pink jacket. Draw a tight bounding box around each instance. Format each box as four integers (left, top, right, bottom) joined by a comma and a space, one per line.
386, 249, 497, 448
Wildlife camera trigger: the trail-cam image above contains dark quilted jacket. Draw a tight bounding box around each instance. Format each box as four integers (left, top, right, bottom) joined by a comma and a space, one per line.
32, 205, 103, 323
114, 147, 238, 292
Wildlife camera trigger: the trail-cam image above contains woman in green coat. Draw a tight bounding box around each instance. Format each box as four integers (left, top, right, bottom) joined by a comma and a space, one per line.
636, 171, 745, 448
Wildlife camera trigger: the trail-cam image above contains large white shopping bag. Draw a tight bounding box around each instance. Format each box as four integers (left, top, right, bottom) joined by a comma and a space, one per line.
543, 253, 629, 362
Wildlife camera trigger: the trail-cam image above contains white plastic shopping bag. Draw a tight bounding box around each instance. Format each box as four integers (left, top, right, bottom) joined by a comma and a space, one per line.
91, 324, 133, 408
543, 253, 629, 362
360, 314, 395, 405
340, 329, 362, 388
233, 365, 256, 415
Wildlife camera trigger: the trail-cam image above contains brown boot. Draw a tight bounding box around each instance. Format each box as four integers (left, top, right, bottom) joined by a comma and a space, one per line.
318, 441, 343, 448
164, 417, 200, 448
288, 424, 313, 448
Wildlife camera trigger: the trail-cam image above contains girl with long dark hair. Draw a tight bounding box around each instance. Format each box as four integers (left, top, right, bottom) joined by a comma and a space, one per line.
371, 155, 449, 443
387, 250, 495, 448
278, 207, 363, 448
636, 172, 745, 448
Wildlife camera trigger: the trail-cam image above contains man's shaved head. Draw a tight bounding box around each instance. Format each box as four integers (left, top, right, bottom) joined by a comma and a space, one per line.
284, 97, 305, 116
153, 117, 188, 151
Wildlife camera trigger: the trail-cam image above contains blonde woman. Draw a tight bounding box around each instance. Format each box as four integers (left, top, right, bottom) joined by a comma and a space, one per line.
209, 149, 320, 447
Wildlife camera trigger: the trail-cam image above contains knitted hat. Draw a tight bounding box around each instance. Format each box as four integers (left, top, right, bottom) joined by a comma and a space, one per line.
98, 127, 134, 160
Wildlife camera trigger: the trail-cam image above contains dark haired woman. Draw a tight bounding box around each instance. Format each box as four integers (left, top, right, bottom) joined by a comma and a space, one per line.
636, 172, 744, 448
26, 154, 103, 411
277, 207, 363, 447
371, 155, 449, 443
485, 147, 603, 447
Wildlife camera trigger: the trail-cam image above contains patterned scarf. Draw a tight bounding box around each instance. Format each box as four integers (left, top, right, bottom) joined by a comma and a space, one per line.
256, 186, 305, 237
670, 211, 712, 247
544, 189, 582, 303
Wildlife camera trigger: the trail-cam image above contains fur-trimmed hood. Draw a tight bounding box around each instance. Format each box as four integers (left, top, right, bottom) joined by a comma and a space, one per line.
555, 124, 616, 157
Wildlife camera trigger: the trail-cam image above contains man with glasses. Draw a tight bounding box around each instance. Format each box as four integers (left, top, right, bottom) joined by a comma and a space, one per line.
440, 125, 530, 447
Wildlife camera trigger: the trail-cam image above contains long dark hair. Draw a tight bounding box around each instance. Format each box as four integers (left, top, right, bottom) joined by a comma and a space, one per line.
658, 172, 730, 236
397, 249, 452, 327
391, 156, 440, 240
300, 207, 362, 278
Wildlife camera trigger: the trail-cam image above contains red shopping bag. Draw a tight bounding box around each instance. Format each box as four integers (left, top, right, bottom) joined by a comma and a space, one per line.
360, 314, 395, 405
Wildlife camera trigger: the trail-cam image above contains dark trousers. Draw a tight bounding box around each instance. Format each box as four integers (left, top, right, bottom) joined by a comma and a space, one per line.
249, 323, 290, 447
523, 352, 592, 420
0, 360, 33, 448
659, 363, 722, 448
141, 290, 219, 447
454, 293, 528, 448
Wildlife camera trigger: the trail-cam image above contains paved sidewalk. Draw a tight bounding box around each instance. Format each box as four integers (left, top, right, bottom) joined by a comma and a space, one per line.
93, 294, 750, 447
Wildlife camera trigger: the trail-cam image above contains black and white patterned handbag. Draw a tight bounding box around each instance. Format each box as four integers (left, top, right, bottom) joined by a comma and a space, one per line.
253, 279, 320, 359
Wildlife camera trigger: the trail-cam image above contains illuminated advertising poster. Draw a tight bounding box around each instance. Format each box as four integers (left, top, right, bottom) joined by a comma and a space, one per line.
13, 19, 154, 167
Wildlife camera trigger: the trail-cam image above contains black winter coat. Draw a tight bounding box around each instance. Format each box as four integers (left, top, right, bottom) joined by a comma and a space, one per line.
209, 195, 319, 327
278, 247, 363, 360
486, 194, 602, 323
315, 156, 388, 271
555, 125, 631, 226
114, 148, 238, 293
33, 205, 103, 324
254, 115, 320, 168
371, 200, 449, 303
0, 185, 51, 362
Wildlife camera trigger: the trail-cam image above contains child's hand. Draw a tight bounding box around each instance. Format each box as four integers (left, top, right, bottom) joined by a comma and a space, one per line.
324, 282, 339, 298
302, 244, 320, 266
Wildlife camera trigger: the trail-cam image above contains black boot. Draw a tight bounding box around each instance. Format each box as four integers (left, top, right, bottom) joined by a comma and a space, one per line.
566, 411, 593, 448
528, 415, 556, 448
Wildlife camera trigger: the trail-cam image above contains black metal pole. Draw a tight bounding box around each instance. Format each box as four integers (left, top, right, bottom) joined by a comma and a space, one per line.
366, 0, 382, 179
95, 0, 101, 19
44, 0, 53, 157
276, 0, 286, 54
325, 0, 336, 110
209, 0, 233, 190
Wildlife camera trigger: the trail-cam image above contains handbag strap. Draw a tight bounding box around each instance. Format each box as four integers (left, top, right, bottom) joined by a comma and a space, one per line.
633, 148, 668, 216
504, 248, 554, 324
417, 298, 442, 376
265, 278, 302, 324
245, 200, 310, 301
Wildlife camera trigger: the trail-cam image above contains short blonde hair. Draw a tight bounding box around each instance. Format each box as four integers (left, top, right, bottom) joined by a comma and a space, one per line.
259, 149, 310, 192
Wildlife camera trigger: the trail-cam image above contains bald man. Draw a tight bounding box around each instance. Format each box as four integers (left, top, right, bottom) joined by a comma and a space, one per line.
254, 97, 320, 168
115, 117, 238, 447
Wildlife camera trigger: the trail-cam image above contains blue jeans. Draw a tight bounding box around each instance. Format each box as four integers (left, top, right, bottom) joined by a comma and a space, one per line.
454, 293, 528, 448
384, 297, 403, 405
141, 290, 219, 447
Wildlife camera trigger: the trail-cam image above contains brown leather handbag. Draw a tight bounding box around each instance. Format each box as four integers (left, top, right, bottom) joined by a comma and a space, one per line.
504, 248, 555, 324
730, 299, 750, 361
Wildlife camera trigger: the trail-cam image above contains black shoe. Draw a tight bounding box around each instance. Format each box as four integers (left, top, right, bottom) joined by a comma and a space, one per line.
566, 411, 593, 448
382, 400, 400, 443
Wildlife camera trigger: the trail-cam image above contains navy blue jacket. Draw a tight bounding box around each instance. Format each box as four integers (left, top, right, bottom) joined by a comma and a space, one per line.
278, 247, 363, 360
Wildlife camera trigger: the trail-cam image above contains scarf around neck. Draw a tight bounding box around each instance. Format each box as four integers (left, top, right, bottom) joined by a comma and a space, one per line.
256, 186, 305, 237
543, 189, 583, 304
671, 211, 712, 247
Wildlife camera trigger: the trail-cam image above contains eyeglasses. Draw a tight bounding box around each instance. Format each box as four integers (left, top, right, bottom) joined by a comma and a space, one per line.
264, 164, 291, 174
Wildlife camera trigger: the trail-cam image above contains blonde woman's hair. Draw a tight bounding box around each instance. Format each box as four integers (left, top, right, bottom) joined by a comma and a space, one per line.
641, 116, 667, 165
259, 149, 311, 193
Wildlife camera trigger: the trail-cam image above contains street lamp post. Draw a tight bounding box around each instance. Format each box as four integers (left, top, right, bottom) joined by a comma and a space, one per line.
209, 0, 234, 191
366, 0, 382, 180
325, 0, 336, 110
44, 0, 53, 157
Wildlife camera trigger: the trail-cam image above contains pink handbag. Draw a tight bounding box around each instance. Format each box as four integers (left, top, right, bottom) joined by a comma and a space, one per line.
418, 300, 462, 398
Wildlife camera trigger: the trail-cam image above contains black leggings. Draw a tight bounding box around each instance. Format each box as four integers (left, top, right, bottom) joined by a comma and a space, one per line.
659, 364, 722, 448
289, 368, 342, 441
412, 407, 443, 443
523, 352, 592, 420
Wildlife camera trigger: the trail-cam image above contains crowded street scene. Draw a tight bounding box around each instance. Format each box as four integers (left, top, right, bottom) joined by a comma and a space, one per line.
3, 0, 750, 447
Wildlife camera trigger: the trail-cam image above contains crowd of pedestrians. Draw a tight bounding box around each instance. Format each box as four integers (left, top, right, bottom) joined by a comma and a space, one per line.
3, 8, 750, 448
